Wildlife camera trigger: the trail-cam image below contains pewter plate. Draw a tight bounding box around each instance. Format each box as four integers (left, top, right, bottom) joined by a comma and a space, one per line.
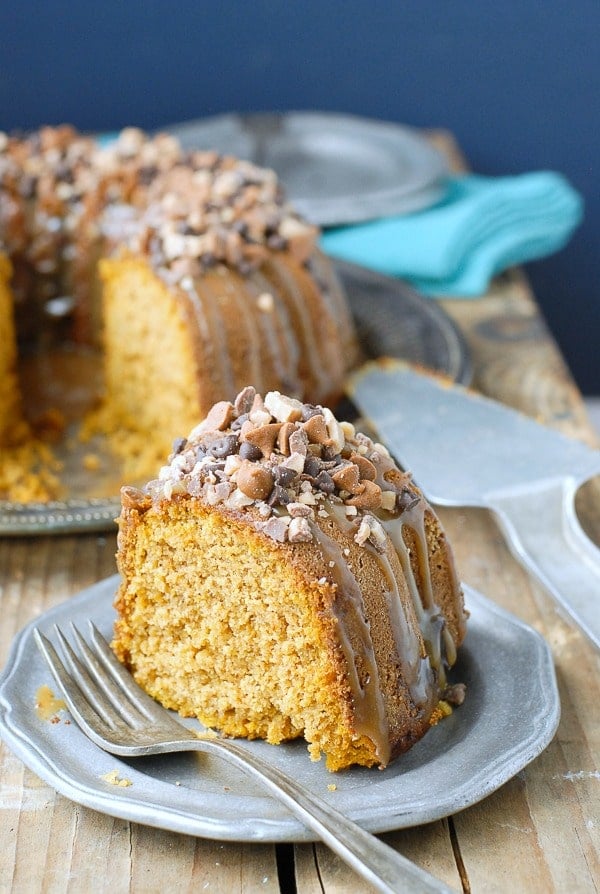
0, 577, 559, 842
166, 111, 449, 225
0, 262, 469, 536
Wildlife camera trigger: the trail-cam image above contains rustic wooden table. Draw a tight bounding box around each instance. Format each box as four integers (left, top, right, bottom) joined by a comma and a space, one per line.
1, 140, 599, 893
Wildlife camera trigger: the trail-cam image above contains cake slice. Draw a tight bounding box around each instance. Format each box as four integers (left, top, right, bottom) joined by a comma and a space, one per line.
1, 126, 359, 494
113, 387, 467, 771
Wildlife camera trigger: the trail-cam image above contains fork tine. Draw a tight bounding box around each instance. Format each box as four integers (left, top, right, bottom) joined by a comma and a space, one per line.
52, 626, 132, 730
62, 624, 148, 730
86, 622, 175, 725
33, 629, 123, 741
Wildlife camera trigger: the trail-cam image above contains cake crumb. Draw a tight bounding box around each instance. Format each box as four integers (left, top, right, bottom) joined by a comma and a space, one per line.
101, 769, 132, 787
429, 700, 453, 726
327, 783, 337, 792
196, 728, 218, 740
35, 684, 66, 721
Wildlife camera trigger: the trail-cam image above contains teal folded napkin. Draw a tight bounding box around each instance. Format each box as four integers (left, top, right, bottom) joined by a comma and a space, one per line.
320, 172, 583, 296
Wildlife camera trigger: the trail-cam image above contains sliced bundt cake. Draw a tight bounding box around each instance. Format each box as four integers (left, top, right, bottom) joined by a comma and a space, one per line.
113, 387, 467, 771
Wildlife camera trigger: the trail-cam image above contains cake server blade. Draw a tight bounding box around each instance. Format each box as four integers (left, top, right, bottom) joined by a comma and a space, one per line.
346, 360, 600, 650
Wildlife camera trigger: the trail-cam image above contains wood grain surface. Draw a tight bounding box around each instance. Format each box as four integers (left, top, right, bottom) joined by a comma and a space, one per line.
1, 135, 599, 893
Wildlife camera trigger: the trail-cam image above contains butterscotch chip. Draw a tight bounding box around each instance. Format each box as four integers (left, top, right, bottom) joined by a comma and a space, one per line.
331, 463, 361, 494
239, 419, 257, 440
302, 413, 329, 444
277, 422, 296, 456
351, 453, 377, 481
236, 461, 274, 501
243, 422, 282, 457
346, 480, 382, 510
198, 401, 234, 433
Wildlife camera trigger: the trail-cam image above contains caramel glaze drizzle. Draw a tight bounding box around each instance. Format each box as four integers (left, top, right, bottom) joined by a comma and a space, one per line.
308, 519, 392, 766
327, 503, 434, 709
370, 454, 461, 686
306, 457, 463, 764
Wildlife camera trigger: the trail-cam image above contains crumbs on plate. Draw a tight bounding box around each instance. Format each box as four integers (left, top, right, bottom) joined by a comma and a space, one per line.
101, 770, 132, 787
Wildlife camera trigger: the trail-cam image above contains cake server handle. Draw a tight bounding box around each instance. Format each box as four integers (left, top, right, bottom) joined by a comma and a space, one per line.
486, 477, 600, 650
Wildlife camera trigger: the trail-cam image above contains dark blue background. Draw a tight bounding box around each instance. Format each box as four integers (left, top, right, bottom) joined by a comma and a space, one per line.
2, 2, 598, 391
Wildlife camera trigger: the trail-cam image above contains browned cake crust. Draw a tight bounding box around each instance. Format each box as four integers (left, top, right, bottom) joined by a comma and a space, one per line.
0, 127, 358, 494
113, 387, 467, 771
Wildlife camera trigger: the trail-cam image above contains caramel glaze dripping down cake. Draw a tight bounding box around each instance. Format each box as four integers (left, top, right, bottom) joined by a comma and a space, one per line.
0, 127, 358, 496
113, 387, 467, 771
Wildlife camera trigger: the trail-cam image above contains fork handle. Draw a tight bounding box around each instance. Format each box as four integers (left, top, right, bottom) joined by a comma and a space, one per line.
201, 738, 453, 894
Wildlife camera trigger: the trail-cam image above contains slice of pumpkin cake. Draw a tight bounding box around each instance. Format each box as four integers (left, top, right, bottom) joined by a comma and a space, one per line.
113, 387, 467, 771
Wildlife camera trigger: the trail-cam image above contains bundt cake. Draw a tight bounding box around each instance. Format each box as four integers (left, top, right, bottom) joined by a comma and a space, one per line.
113, 387, 467, 771
0, 126, 357, 497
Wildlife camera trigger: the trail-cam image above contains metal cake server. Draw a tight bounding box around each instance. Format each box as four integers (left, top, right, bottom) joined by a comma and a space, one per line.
347, 361, 600, 650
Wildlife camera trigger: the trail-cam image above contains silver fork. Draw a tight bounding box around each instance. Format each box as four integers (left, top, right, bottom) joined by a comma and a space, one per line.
34, 622, 454, 894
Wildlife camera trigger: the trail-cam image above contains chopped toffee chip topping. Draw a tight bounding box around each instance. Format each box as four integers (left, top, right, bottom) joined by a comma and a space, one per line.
0, 126, 319, 293
146, 388, 421, 546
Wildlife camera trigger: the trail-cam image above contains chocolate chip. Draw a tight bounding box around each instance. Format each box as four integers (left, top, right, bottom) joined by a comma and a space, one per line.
351, 452, 377, 481
231, 412, 249, 431
321, 445, 341, 462
346, 480, 383, 510
396, 488, 420, 514
239, 440, 263, 461
303, 455, 322, 478
243, 422, 282, 457
268, 484, 290, 506
332, 463, 361, 494
210, 434, 239, 458
315, 470, 335, 494
273, 465, 297, 487
301, 404, 322, 421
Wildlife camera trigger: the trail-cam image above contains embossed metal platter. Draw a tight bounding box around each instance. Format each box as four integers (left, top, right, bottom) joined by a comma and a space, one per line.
0, 576, 559, 842
0, 262, 470, 535
166, 111, 450, 226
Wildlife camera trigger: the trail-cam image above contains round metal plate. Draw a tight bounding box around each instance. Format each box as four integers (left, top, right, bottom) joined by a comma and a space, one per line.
0, 577, 559, 842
